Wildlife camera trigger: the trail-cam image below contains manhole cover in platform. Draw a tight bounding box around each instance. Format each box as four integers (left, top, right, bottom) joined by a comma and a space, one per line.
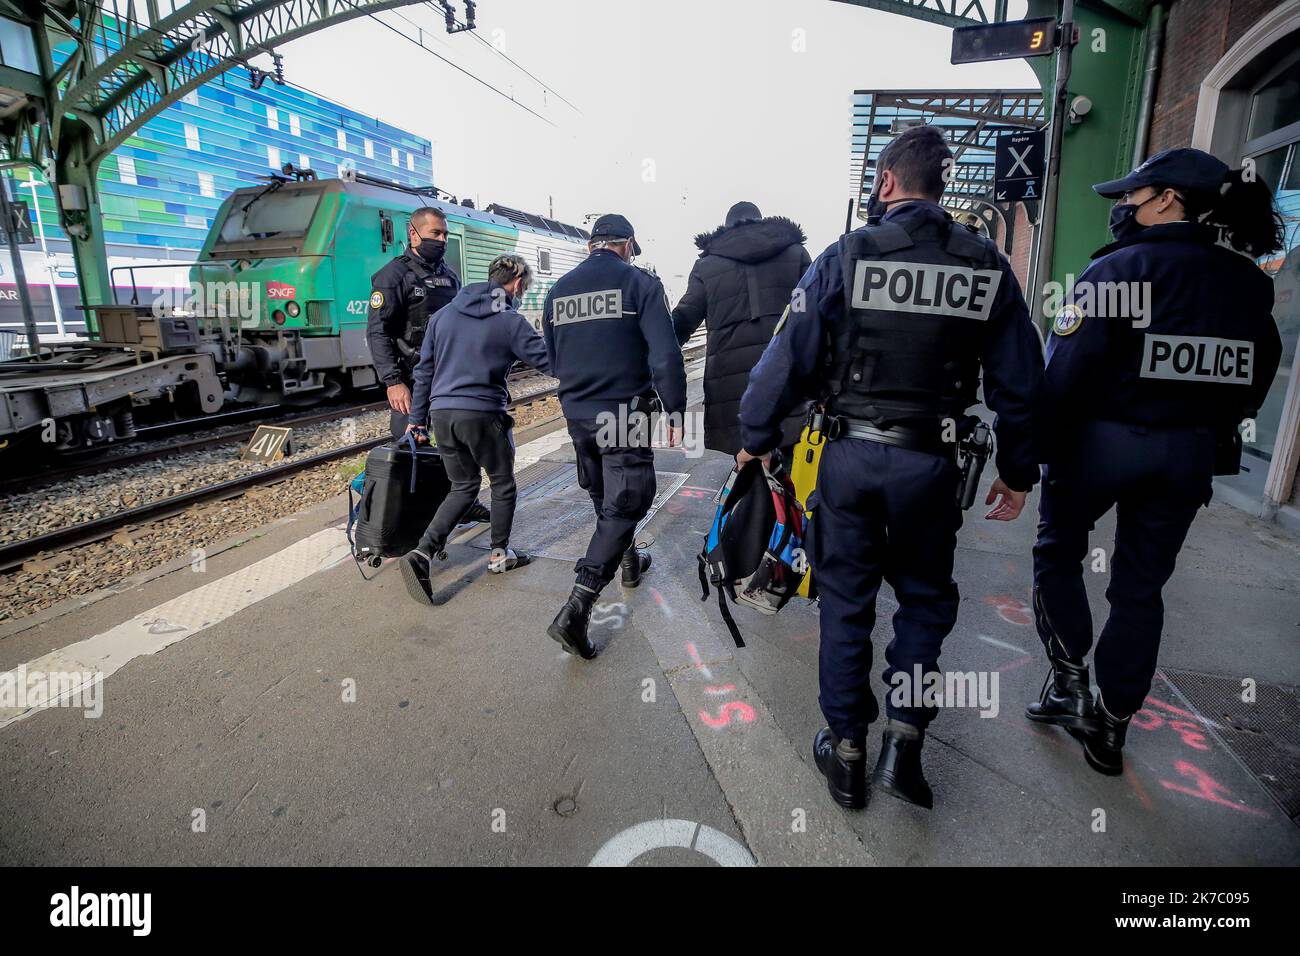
1162, 668, 1300, 825
467, 464, 688, 562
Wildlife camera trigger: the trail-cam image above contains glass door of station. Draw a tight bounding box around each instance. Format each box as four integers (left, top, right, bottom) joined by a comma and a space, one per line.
1245, 50, 1300, 464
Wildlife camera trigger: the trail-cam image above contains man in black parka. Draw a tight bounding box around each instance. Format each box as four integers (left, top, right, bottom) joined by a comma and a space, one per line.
672, 201, 811, 457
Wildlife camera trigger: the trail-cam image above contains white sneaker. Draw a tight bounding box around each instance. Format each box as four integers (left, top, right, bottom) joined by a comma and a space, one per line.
488, 548, 532, 573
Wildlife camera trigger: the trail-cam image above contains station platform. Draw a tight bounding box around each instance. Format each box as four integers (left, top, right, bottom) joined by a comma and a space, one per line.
1, 375, 1298, 866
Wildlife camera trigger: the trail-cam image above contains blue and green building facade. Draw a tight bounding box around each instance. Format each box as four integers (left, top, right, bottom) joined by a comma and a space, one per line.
1, 64, 432, 337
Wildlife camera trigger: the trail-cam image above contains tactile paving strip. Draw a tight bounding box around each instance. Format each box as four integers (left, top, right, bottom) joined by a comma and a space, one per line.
1162, 668, 1300, 824
465, 464, 688, 561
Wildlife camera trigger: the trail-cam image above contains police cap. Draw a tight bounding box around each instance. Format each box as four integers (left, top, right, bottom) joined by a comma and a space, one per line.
1093, 148, 1229, 200
590, 213, 642, 256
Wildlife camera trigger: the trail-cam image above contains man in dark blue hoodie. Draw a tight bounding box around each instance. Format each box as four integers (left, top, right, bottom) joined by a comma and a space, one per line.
542, 214, 687, 659
399, 253, 551, 605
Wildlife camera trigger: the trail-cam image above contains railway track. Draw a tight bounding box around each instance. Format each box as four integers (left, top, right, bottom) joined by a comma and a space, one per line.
0, 367, 563, 493
0, 345, 702, 573
0, 400, 392, 496
0, 384, 558, 573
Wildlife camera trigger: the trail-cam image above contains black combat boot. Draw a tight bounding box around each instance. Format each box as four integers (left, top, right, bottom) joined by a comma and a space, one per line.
871, 719, 934, 809
620, 544, 652, 588
813, 727, 867, 810
1074, 697, 1131, 776
548, 584, 598, 660
1026, 587, 1098, 731
1025, 656, 1097, 731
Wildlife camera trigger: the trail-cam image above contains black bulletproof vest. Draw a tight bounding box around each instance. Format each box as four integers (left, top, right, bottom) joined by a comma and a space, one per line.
827, 218, 1003, 427
402, 253, 458, 348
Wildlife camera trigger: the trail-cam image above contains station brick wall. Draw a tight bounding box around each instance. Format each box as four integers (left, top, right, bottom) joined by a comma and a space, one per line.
1147, 0, 1285, 153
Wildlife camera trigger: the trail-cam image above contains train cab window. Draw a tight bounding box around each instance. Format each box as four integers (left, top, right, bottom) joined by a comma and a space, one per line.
537, 248, 552, 274
214, 186, 321, 251
445, 235, 464, 277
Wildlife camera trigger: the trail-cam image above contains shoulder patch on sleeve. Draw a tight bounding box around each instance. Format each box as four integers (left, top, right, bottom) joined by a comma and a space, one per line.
369, 290, 385, 309
1052, 303, 1084, 337
773, 305, 790, 338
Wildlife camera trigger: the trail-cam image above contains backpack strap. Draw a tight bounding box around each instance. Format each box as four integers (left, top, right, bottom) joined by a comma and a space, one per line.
717, 588, 746, 648
346, 479, 359, 556
346, 477, 382, 582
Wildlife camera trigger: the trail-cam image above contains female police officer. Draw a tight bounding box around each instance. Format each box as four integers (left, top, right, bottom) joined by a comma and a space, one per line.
1029, 148, 1284, 776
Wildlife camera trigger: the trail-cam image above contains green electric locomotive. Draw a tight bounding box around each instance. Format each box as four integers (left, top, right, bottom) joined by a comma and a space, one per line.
0, 170, 589, 452
189, 167, 589, 406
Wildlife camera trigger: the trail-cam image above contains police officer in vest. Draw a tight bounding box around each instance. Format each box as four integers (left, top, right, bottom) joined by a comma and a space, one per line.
738, 125, 1043, 810
1030, 148, 1283, 775
367, 207, 462, 439
543, 214, 687, 660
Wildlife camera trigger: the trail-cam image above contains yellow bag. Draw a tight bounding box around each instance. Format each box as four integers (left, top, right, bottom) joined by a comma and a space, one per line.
789, 421, 825, 598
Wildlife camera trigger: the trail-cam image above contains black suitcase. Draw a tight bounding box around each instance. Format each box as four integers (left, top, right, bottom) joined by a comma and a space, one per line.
350, 435, 452, 565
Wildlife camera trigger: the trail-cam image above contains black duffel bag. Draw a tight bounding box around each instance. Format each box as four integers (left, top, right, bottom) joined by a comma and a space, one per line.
349, 432, 451, 566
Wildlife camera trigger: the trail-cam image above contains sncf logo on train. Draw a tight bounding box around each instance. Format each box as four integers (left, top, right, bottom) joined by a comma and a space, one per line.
1141, 334, 1254, 384
551, 289, 624, 326
266, 281, 297, 299
850, 261, 1003, 321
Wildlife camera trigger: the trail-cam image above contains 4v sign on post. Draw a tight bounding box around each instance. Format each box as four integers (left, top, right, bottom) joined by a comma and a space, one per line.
995, 129, 1046, 202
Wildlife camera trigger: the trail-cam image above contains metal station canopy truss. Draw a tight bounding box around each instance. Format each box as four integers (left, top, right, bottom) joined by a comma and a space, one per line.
0, 0, 441, 317
0, 0, 430, 170
849, 89, 1045, 220
828, 0, 1009, 30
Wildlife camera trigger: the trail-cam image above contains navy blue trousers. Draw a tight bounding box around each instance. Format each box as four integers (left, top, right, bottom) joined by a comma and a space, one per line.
808, 437, 963, 741
1033, 419, 1213, 718
567, 419, 657, 592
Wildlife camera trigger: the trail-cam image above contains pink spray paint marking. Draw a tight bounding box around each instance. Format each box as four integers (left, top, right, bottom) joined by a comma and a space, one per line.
994, 654, 1034, 674
650, 587, 673, 619
1132, 696, 1210, 751
685, 642, 753, 730
1159, 760, 1266, 816
983, 595, 1032, 627
677, 487, 713, 499
699, 701, 756, 728
685, 642, 714, 681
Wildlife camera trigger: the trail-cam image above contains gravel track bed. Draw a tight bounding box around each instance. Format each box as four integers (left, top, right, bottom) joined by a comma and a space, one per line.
0, 395, 563, 624
0, 409, 394, 547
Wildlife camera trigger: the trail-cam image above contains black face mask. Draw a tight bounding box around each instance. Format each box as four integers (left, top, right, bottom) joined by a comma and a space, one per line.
1107, 190, 1180, 243
1107, 202, 1146, 242
414, 238, 446, 264
867, 188, 890, 224
865, 190, 907, 225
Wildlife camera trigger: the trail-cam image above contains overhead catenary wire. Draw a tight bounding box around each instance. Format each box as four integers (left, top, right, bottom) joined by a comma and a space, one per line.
54, 7, 432, 146
367, 12, 557, 127
415, 1, 583, 114
67, 3, 562, 133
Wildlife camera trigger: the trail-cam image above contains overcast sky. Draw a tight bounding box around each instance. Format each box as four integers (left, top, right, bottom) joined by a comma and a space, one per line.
283, 0, 1034, 298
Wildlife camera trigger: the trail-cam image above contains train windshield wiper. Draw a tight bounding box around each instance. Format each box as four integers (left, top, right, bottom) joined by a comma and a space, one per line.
239, 177, 286, 225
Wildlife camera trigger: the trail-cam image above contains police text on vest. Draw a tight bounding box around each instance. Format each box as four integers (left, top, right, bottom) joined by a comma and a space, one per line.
851, 262, 1003, 321
1140, 334, 1254, 384
551, 289, 624, 326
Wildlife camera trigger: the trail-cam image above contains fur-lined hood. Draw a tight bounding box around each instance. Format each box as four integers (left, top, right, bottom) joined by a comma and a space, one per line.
693, 215, 807, 264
